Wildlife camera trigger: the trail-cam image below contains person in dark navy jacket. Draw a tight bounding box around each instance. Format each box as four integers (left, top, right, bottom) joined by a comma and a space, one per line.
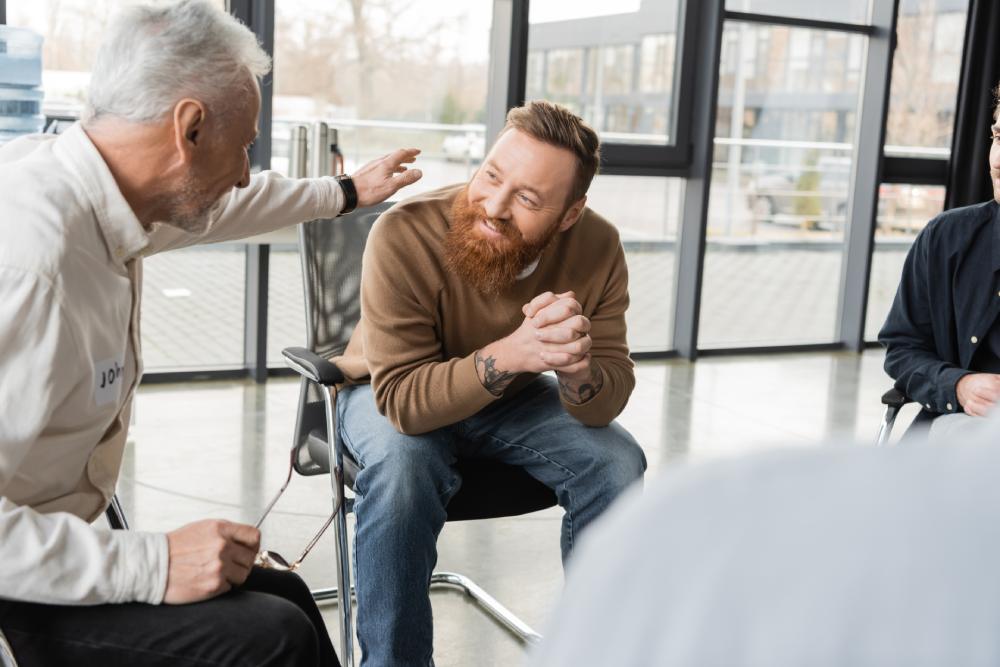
879, 110, 1000, 435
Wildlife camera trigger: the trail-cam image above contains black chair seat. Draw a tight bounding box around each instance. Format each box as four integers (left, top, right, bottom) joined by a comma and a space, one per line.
307, 425, 557, 522
351, 452, 558, 521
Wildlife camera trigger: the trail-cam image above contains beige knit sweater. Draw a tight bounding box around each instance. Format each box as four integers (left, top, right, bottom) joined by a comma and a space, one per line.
334, 183, 633, 435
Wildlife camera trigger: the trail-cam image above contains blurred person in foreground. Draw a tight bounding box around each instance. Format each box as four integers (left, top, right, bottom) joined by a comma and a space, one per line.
528, 413, 1000, 666
0, 1, 421, 664
880, 83, 1000, 441
332, 100, 647, 665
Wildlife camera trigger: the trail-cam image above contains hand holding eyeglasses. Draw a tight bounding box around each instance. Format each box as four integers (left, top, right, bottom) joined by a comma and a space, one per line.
251, 447, 344, 573
163, 519, 261, 604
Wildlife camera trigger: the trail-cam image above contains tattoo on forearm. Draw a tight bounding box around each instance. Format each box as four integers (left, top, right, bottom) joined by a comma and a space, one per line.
558, 365, 604, 405
475, 351, 516, 396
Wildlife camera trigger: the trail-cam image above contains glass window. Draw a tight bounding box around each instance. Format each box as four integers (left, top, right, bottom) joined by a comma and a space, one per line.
268, 243, 307, 365
7, 0, 116, 118
865, 183, 946, 341
271, 0, 493, 194
931, 12, 965, 84
725, 0, 872, 25
822, 34, 847, 93
884, 0, 971, 157
700, 23, 866, 348
527, 0, 685, 146
7, 0, 227, 119
142, 246, 247, 371
586, 175, 683, 352
547, 48, 585, 98
788, 31, 810, 70
640, 34, 676, 94
586, 44, 634, 97
526, 50, 545, 98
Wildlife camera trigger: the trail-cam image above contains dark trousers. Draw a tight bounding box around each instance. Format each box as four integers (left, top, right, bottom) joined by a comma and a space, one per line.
0, 567, 339, 667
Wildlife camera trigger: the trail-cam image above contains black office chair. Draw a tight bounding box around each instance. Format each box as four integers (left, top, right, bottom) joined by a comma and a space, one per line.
272, 202, 557, 667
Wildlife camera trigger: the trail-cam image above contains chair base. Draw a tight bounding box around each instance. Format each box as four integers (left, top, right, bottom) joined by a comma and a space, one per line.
0, 630, 18, 667
310, 571, 542, 645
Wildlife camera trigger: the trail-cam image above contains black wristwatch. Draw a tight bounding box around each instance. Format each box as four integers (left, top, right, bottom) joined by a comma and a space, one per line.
336, 174, 358, 216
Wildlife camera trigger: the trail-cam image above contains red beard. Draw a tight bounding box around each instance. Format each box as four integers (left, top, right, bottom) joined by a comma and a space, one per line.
444, 187, 560, 295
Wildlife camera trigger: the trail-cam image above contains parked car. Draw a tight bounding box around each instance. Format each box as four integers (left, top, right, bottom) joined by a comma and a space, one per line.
745, 155, 851, 231
747, 157, 941, 233
442, 132, 485, 163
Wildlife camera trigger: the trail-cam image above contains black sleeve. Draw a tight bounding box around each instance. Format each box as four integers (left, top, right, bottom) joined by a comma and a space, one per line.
878, 225, 970, 412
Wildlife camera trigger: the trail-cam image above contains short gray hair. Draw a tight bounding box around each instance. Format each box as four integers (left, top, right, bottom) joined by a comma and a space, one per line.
84, 0, 271, 125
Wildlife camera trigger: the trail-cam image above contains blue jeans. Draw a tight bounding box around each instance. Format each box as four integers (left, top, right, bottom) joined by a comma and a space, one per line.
337, 374, 646, 667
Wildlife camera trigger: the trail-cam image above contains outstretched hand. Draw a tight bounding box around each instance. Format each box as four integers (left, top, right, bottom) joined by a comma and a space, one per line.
351, 148, 423, 207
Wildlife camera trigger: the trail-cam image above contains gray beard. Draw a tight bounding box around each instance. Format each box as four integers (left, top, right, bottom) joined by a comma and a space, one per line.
164, 192, 228, 234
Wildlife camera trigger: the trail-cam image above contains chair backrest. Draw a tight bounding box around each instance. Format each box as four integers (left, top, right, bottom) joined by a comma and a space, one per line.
298, 202, 394, 358
291, 202, 394, 474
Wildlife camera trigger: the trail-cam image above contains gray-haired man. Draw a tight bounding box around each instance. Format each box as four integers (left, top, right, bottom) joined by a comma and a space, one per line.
0, 1, 420, 664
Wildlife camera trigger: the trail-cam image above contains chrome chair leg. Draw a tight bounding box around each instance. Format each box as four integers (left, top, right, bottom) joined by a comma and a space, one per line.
312, 572, 542, 646
0, 628, 18, 667
430, 572, 542, 644
876, 404, 900, 446
321, 386, 357, 667
311, 584, 354, 603
105, 493, 129, 530
331, 471, 355, 667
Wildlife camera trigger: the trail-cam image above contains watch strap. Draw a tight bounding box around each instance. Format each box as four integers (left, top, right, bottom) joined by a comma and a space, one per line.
336, 174, 358, 216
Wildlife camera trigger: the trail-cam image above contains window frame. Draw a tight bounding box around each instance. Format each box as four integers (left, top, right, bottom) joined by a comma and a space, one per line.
865, 0, 972, 344
0, 0, 970, 368
509, 0, 702, 177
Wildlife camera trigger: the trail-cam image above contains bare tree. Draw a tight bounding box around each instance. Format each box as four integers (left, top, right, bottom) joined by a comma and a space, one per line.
274, 0, 486, 123
886, 0, 958, 149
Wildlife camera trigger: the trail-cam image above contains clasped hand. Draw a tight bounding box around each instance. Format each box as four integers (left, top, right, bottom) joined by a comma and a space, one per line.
507, 291, 592, 375
956, 373, 1000, 417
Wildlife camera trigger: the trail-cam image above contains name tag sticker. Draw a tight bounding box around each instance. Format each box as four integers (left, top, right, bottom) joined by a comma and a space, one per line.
94, 358, 125, 407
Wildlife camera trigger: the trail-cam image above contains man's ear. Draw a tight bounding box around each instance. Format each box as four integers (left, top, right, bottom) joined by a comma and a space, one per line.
172, 98, 207, 165
558, 195, 587, 232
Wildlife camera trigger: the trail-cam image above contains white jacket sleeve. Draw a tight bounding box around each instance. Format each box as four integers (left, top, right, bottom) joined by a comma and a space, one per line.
0, 497, 168, 605
0, 268, 169, 605
146, 170, 346, 254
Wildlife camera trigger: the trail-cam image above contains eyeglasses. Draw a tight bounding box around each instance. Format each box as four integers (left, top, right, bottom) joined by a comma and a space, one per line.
253, 448, 343, 572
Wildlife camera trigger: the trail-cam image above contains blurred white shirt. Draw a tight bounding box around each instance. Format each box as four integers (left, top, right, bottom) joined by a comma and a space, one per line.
529, 415, 1000, 667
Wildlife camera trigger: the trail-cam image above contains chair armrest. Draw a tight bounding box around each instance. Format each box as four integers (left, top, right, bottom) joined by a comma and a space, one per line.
282, 347, 345, 386
881, 387, 910, 408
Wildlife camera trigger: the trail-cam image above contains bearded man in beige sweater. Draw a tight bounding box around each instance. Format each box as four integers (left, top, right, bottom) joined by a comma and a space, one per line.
335, 101, 646, 666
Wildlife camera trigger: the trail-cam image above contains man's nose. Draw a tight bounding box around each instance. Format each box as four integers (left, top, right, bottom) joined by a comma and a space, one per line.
482, 189, 510, 220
